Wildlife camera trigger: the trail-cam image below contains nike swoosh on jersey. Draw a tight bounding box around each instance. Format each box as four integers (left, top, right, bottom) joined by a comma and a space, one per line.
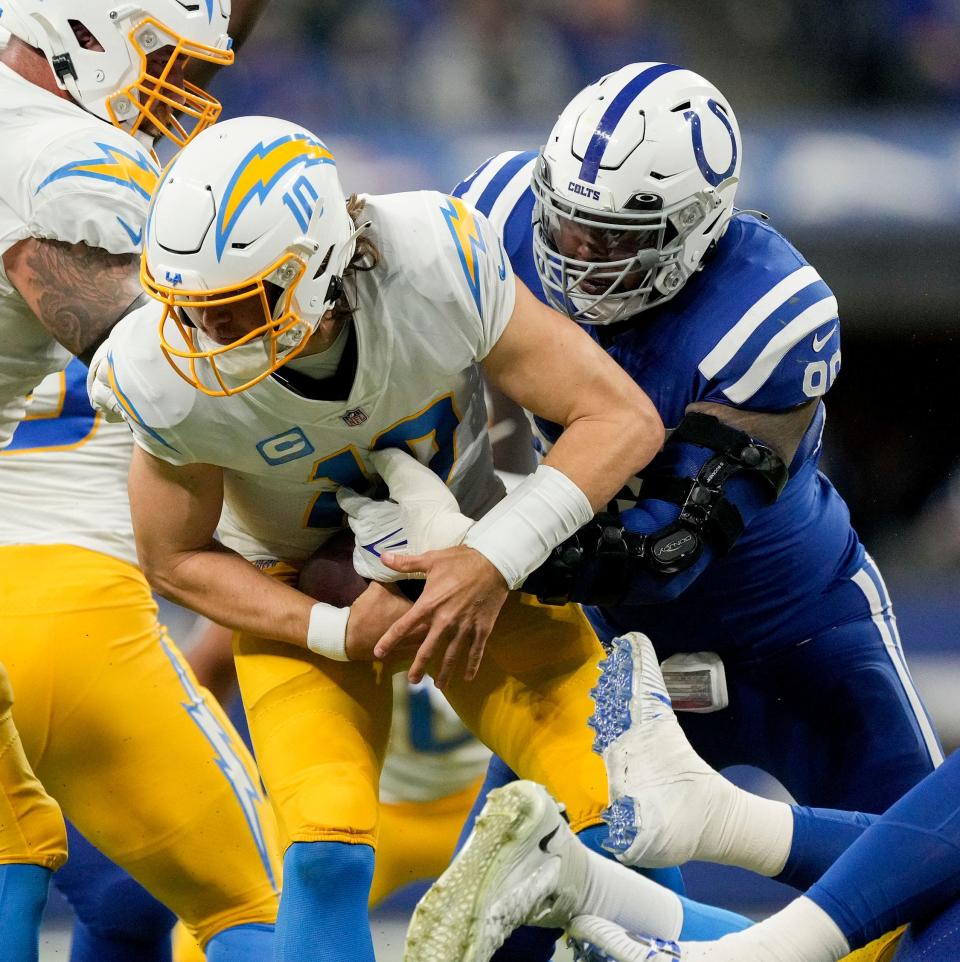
812, 325, 837, 352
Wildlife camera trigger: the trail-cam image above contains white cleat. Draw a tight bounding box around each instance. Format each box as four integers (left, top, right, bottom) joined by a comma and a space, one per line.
568, 915, 682, 961
590, 632, 760, 868
402, 780, 586, 962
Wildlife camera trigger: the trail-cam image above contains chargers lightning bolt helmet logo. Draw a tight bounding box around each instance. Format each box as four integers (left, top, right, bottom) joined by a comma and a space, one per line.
143, 117, 360, 397
215, 135, 335, 260
440, 196, 488, 318
35, 143, 159, 200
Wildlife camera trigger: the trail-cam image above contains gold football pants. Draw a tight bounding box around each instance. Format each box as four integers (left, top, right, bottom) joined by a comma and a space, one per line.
234, 572, 608, 850
0, 544, 281, 947
0, 661, 67, 870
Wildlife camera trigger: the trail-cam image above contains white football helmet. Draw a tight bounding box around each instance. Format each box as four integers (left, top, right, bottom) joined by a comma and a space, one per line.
0, 1, 233, 147
533, 62, 741, 325
142, 116, 362, 396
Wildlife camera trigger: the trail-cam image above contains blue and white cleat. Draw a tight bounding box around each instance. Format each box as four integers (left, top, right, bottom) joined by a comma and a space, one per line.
402, 780, 588, 962
589, 632, 748, 868
590, 632, 673, 756
569, 915, 682, 961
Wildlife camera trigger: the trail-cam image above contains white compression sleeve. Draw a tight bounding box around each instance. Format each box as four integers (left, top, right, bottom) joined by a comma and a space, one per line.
463, 465, 593, 589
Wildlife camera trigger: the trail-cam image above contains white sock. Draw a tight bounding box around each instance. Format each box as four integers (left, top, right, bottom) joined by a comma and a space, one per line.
607, 697, 795, 876
681, 897, 850, 962
704, 778, 795, 877
551, 840, 684, 941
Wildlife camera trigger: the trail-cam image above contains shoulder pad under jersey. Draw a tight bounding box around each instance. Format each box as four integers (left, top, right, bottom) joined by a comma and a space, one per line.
26, 126, 159, 255
103, 302, 197, 464
367, 190, 517, 361
695, 217, 840, 411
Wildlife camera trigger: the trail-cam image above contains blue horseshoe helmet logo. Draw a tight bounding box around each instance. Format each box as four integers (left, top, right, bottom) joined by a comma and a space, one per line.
683, 100, 738, 187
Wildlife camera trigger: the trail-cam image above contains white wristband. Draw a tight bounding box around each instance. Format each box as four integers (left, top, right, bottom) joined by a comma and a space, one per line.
463, 464, 593, 589
306, 603, 350, 661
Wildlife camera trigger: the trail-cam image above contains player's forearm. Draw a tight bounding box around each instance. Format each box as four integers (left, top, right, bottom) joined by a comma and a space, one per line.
544, 408, 664, 511
141, 541, 313, 648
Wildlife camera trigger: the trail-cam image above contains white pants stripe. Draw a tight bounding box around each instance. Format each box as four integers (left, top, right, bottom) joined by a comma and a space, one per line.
851, 554, 944, 767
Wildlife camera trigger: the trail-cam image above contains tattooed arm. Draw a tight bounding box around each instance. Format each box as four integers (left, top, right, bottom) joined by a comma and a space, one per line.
2, 237, 144, 364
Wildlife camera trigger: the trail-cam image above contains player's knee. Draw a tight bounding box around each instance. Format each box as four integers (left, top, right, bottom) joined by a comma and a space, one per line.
283, 841, 374, 898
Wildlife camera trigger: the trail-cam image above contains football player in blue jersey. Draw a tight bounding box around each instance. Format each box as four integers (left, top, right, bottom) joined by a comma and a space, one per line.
361, 61, 943, 962
448, 55, 940, 825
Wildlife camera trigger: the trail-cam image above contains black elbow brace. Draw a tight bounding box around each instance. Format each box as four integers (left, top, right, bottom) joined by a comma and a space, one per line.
525, 413, 789, 607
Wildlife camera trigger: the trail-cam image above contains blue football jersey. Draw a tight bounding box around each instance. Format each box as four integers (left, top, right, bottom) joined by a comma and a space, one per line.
454, 151, 867, 656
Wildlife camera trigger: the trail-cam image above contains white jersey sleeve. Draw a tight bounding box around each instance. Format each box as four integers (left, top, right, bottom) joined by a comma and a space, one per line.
372, 191, 517, 365
0, 65, 159, 446
100, 303, 200, 466
24, 127, 159, 256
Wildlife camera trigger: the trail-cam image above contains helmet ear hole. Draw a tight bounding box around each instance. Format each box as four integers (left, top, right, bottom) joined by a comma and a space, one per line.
312, 245, 334, 281
325, 275, 344, 304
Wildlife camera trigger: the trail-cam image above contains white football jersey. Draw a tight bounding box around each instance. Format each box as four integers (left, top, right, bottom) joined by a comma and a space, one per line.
0, 62, 159, 447
107, 190, 517, 564
0, 360, 138, 565
381, 676, 490, 804
0, 61, 159, 561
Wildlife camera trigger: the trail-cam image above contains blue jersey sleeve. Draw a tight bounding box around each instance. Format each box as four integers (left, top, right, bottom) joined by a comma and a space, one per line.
695, 221, 841, 412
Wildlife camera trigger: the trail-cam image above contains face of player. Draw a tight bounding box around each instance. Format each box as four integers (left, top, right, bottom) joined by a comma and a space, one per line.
546, 212, 658, 295
138, 47, 189, 140
192, 295, 267, 346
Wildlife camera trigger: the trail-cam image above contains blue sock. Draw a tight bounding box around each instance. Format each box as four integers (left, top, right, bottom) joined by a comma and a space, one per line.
56, 823, 174, 962
776, 805, 877, 890
808, 751, 960, 947
206, 923, 275, 961
0, 863, 51, 962
274, 841, 375, 962
677, 895, 752, 939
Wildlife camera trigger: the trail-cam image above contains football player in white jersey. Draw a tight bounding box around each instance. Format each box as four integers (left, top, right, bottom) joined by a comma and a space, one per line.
0, 4, 285, 961
96, 113, 667, 962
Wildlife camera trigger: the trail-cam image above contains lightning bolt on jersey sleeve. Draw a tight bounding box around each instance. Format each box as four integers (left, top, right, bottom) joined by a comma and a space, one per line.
27, 133, 159, 255
433, 192, 517, 360
101, 304, 198, 466
453, 150, 540, 300
0, 65, 157, 264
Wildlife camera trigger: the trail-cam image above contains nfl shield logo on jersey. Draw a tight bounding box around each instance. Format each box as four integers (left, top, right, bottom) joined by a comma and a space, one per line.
341, 408, 368, 426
